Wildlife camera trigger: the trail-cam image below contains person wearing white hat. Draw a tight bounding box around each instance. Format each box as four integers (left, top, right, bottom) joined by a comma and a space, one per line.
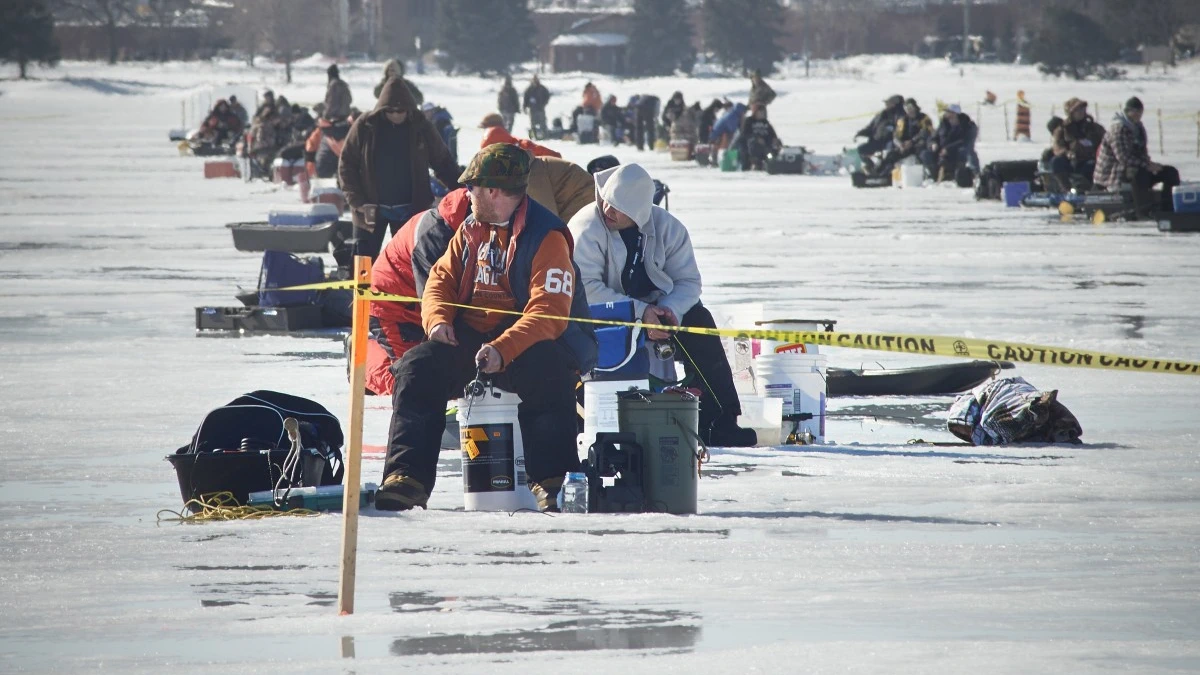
923, 103, 978, 182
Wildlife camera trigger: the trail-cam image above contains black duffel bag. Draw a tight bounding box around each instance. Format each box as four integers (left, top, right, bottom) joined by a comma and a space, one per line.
167, 391, 344, 509
975, 160, 1040, 200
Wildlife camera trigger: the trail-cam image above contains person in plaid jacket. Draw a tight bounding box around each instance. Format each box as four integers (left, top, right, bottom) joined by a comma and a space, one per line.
1093, 97, 1181, 213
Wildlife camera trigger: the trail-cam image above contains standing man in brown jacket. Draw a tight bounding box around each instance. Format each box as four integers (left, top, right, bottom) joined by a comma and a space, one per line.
338, 78, 462, 259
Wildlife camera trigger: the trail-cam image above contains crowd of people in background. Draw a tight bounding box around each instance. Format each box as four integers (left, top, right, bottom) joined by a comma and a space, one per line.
194, 60, 1185, 213
855, 95, 980, 184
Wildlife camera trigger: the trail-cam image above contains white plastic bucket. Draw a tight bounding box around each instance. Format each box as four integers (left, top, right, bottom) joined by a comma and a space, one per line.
578, 378, 649, 460
737, 395, 784, 446
899, 163, 924, 188
753, 353, 827, 443
456, 389, 537, 512
754, 319, 827, 355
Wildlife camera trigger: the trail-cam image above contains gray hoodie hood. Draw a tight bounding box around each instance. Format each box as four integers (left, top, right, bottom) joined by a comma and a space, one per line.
569, 163, 703, 323
594, 164, 655, 227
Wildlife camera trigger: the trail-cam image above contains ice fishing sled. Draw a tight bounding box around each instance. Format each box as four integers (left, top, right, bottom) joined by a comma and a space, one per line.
227, 204, 349, 254
196, 251, 352, 335
827, 360, 1012, 397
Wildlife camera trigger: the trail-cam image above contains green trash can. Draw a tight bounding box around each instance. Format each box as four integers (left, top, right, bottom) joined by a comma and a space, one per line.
617, 390, 701, 514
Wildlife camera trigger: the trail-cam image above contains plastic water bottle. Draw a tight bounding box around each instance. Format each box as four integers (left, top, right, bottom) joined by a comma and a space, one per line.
560, 472, 589, 513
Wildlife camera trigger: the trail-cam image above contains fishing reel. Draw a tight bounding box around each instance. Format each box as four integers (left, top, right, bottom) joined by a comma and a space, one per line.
652, 340, 675, 361
462, 364, 498, 418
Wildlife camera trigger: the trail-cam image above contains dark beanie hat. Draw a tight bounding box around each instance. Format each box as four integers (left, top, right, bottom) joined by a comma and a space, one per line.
1125, 96, 1144, 111
327, 64, 339, 79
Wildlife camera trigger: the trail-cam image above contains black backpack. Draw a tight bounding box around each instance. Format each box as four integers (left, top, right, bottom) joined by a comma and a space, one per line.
975, 160, 1040, 200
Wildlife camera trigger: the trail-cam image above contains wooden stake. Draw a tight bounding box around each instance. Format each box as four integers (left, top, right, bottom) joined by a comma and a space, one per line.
338, 256, 371, 616
1003, 103, 1010, 141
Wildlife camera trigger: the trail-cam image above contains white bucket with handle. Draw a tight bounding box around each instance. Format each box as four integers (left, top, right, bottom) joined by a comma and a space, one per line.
457, 389, 537, 511
753, 353, 827, 443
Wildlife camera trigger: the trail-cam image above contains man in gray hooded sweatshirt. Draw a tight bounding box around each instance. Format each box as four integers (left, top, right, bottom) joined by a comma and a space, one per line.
569, 163, 756, 447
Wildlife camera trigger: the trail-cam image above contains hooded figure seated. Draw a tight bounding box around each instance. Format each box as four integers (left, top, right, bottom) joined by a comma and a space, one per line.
569, 163, 756, 447
922, 104, 978, 182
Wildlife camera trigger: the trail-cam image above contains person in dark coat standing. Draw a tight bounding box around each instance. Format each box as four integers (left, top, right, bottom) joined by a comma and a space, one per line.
497, 75, 520, 132
748, 70, 776, 108
600, 95, 624, 145
338, 78, 462, 260
323, 64, 353, 122
374, 58, 423, 105
661, 91, 685, 133
698, 99, 724, 146
523, 75, 551, 137
634, 95, 660, 151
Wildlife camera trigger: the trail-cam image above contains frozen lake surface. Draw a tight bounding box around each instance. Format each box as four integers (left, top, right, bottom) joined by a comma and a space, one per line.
2, 56, 1199, 673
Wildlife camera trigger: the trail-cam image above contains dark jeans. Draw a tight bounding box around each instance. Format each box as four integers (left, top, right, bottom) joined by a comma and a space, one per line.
635, 109, 657, 151
1133, 165, 1181, 212
383, 322, 580, 493
529, 107, 547, 135
742, 138, 774, 170
1049, 155, 1095, 181
665, 303, 742, 439
921, 146, 972, 181
353, 204, 414, 261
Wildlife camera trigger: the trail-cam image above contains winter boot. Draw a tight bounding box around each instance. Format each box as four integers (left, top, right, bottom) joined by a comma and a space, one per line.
530, 475, 566, 513
707, 419, 758, 448
376, 474, 429, 511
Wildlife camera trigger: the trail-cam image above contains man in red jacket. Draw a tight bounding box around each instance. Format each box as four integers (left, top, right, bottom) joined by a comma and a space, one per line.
365, 188, 470, 396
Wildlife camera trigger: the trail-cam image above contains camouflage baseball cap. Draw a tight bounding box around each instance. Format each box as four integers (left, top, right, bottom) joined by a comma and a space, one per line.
458, 143, 530, 190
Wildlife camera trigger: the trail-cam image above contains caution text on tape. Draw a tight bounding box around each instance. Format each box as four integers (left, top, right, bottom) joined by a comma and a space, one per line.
282, 281, 1200, 376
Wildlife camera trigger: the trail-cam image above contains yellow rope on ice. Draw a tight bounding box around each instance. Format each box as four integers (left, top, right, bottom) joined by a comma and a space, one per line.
156, 492, 321, 523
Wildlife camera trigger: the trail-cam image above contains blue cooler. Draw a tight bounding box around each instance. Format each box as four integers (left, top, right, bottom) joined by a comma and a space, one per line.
1003, 181, 1031, 207
590, 300, 648, 378
1173, 184, 1200, 213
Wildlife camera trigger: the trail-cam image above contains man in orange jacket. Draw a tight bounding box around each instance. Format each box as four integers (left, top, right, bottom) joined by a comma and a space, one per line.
376, 144, 596, 512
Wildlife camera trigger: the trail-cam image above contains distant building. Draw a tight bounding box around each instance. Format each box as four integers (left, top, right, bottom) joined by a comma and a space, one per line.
534, 7, 633, 72
550, 32, 629, 74
52, 5, 226, 61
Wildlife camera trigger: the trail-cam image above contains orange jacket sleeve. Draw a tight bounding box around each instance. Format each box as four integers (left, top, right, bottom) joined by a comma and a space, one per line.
489, 231, 573, 367
421, 228, 466, 335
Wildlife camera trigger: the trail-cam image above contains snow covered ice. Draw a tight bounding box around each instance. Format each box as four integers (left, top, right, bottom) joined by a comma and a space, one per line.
2, 56, 1200, 673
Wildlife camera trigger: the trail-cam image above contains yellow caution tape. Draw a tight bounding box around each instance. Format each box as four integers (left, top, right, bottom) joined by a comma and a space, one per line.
812, 110, 876, 124
291, 281, 1200, 376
